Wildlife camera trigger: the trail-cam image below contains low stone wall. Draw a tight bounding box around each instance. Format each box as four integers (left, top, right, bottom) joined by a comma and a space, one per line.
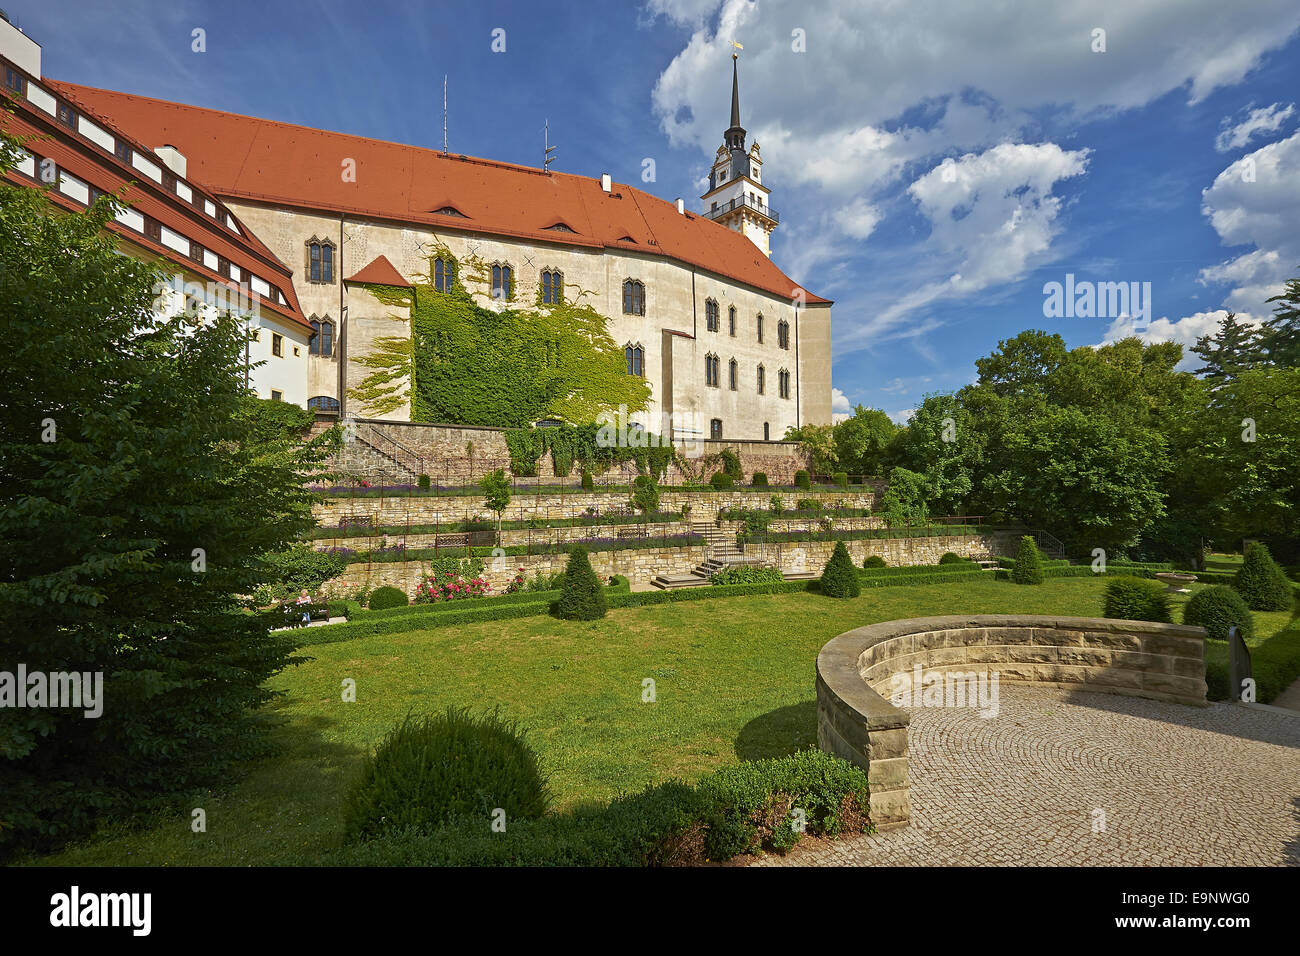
816, 615, 1209, 828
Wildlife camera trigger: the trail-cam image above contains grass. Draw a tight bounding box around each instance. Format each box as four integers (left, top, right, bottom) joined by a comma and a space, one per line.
23, 576, 1297, 867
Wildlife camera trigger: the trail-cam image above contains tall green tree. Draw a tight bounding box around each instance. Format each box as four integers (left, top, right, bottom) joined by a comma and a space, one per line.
0, 137, 333, 853
1262, 278, 1300, 368
833, 405, 897, 478
1191, 312, 1264, 386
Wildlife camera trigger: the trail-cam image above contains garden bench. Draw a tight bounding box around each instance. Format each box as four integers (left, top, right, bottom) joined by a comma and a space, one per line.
616, 526, 650, 539
435, 533, 471, 548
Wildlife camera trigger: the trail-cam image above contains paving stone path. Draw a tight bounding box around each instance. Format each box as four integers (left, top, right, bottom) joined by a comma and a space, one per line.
756, 685, 1300, 866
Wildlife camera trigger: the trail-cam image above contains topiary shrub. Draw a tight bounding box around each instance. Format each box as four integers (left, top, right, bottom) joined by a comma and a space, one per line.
342, 708, 550, 841
1010, 536, 1044, 585
580, 470, 594, 491
938, 552, 965, 565
1102, 576, 1172, 623
554, 546, 607, 620
1234, 543, 1294, 611
863, 555, 887, 569
417, 473, 431, 490
819, 540, 861, 598
832, 471, 849, 488
751, 472, 769, 489
1184, 585, 1254, 642
710, 472, 735, 491
794, 470, 811, 489
368, 585, 409, 610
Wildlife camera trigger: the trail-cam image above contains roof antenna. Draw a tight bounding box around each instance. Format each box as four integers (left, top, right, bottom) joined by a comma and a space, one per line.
544, 119, 556, 172
442, 75, 448, 156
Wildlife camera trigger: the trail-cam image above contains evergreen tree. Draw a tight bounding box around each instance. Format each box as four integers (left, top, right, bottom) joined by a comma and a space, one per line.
819, 541, 861, 598
1262, 278, 1300, 368
1234, 542, 1294, 611
554, 546, 607, 620
1010, 536, 1045, 585
1191, 312, 1265, 386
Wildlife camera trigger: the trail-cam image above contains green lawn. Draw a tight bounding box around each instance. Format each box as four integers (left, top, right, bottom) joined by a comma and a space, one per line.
24, 576, 1297, 866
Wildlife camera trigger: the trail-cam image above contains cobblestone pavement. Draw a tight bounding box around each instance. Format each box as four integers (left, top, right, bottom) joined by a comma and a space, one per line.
757, 685, 1300, 866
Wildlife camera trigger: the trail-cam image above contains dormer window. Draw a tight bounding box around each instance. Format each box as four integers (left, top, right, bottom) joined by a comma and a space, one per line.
541, 268, 563, 305
307, 238, 335, 284
618, 235, 637, 243
544, 222, 576, 233
433, 256, 456, 293
432, 205, 466, 217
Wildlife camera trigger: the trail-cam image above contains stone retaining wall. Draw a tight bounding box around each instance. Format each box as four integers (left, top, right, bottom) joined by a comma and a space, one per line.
816, 615, 1209, 828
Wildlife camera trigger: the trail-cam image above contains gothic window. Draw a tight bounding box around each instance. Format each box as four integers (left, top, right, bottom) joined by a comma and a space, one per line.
308, 395, 341, 413
756, 364, 765, 395
433, 256, 456, 293
541, 268, 564, 304
729, 358, 738, 390
728, 305, 736, 336
307, 238, 335, 283
623, 279, 645, 315
778, 319, 790, 350
309, 317, 334, 356
705, 298, 719, 332
779, 369, 791, 399
625, 343, 644, 377
757, 313, 764, 343
491, 263, 514, 300
764, 422, 770, 441
705, 353, 720, 388
710, 418, 723, 440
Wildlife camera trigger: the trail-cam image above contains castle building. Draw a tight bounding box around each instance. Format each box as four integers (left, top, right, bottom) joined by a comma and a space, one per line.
2, 19, 831, 442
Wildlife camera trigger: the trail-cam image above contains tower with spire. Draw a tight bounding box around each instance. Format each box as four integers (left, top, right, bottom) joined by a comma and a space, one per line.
701, 52, 777, 257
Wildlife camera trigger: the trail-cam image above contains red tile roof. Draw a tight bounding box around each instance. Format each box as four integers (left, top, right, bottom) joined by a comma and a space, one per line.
346, 254, 411, 287
47, 81, 830, 306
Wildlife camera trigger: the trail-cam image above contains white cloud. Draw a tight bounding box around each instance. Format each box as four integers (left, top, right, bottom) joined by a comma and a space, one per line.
830, 386, 852, 422
1198, 130, 1300, 316
1096, 310, 1263, 371
1215, 102, 1295, 152
643, 0, 725, 27
832, 197, 883, 240
889, 409, 917, 426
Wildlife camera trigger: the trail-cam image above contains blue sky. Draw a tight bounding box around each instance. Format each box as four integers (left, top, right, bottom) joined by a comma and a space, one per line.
13, 0, 1300, 422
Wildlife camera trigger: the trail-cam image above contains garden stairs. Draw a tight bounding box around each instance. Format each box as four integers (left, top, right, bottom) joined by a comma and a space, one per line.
650, 520, 803, 590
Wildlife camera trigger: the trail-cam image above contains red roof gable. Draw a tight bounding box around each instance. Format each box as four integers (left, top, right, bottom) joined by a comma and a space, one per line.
47, 81, 831, 306
346, 254, 411, 287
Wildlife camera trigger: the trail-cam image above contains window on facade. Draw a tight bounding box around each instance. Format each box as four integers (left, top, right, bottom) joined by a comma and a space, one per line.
756, 364, 765, 395
217, 256, 230, 279
779, 369, 791, 399
310, 318, 334, 356
729, 358, 738, 390
625, 344, 644, 377
4, 67, 23, 94
56, 102, 76, 128
710, 418, 723, 440
705, 298, 719, 332
778, 319, 790, 350
271, 390, 283, 402
272, 333, 284, 357
491, 263, 513, 300
623, 279, 645, 315
433, 256, 455, 293
189, 240, 203, 263
144, 217, 162, 243
728, 305, 736, 336
705, 353, 720, 388
757, 313, 764, 343
541, 269, 563, 305
308, 395, 341, 413
308, 241, 334, 283
764, 422, 770, 441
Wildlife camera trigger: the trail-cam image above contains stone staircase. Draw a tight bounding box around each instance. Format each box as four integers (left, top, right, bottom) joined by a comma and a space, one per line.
650, 520, 783, 590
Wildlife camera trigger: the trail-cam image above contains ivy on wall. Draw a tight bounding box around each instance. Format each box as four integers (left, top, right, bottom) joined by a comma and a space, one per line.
349, 244, 652, 426
503, 423, 675, 479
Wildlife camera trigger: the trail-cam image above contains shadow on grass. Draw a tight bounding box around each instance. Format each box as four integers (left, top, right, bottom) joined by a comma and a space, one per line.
734, 701, 817, 761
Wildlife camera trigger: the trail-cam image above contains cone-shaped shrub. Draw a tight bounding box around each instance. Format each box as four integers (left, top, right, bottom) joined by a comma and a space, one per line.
1234, 543, 1294, 611
580, 470, 594, 491
1102, 576, 1171, 623
554, 545, 607, 620
820, 540, 861, 598
1183, 585, 1254, 642
1010, 536, 1044, 585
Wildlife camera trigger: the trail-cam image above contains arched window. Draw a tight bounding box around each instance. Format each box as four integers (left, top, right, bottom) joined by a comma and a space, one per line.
778, 319, 790, 350
306, 238, 335, 283
728, 305, 736, 336
625, 343, 644, 377
705, 353, 720, 388
309, 317, 334, 356
307, 395, 341, 413
728, 358, 738, 390
623, 279, 645, 315
705, 298, 719, 332
710, 418, 723, 440
764, 422, 770, 441
756, 364, 765, 395
433, 256, 456, 293
756, 313, 764, 343
491, 263, 513, 300
541, 268, 563, 304
779, 369, 791, 399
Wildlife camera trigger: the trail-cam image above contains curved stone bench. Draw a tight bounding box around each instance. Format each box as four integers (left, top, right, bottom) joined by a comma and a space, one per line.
816, 615, 1208, 828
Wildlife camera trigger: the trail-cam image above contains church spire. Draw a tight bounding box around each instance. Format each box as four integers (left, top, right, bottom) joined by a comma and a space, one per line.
724, 53, 745, 150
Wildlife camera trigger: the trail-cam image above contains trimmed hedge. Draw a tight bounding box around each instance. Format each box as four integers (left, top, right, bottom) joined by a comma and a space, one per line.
331, 748, 870, 866
1102, 576, 1172, 623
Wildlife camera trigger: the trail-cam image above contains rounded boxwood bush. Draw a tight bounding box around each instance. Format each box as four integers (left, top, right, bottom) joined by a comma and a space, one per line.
417, 473, 431, 490
820, 540, 860, 598
368, 585, 409, 610
1184, 585, 1254, 642
938, 552, 965, 565
751, 472, 769, 489
554, 545, 607, 620
1102, 575, 1172, 623
1234, 543, 1294, 611
710, 472, 735, 490
342, 708, 549, 841
794, 470, 811, 490
1010, 536, 1044, 585
863, 555, 887, 569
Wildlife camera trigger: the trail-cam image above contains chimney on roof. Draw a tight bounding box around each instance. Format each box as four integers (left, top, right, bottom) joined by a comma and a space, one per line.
675, 198, 685, 215
600, 173, 612, 193
0, 12, 41, 78
155, 145, 187, 178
